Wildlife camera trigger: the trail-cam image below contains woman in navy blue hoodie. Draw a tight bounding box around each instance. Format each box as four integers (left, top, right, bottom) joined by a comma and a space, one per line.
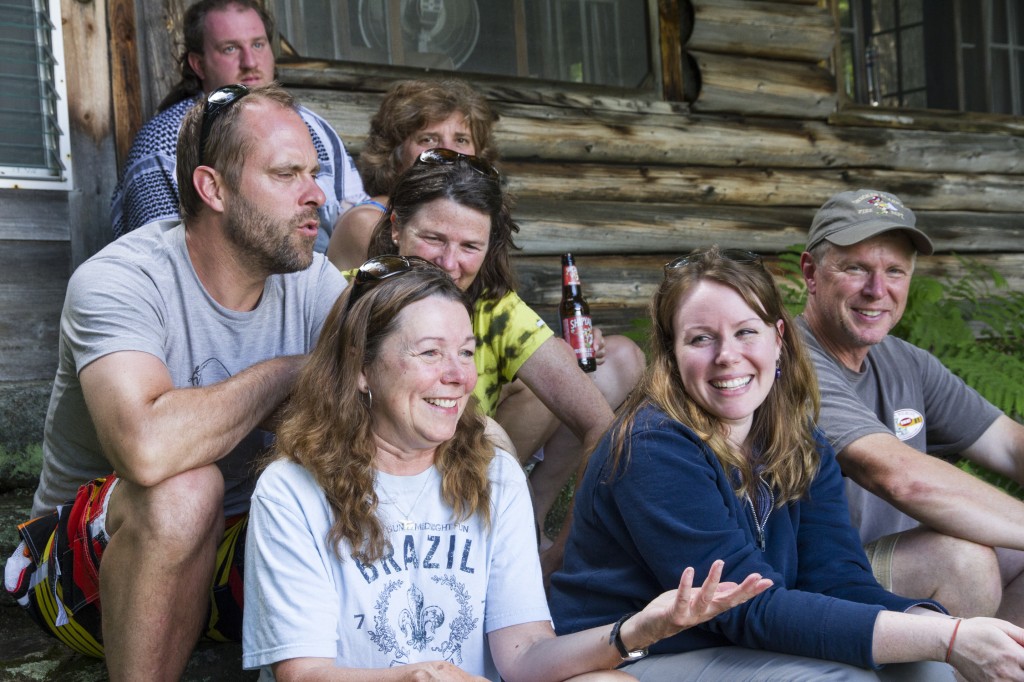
550, 247, 1024, 680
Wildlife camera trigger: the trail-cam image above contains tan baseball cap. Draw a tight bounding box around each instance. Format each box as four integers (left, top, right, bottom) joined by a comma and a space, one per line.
806, 189, 934, 255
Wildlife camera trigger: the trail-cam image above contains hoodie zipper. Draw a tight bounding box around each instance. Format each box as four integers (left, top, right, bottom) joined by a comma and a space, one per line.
747, 474, 774, 552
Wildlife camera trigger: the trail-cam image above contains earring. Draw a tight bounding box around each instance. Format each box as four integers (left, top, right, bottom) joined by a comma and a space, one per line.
364, 388, 373, 409
775, 359, 781, 379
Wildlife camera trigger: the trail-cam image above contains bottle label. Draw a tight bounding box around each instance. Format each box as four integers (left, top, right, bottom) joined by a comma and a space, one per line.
563, 265, 581, 286
562, 314, 595, 361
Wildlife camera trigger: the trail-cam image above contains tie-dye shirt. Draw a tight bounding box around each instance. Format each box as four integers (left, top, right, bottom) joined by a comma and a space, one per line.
470, 291, 553, 416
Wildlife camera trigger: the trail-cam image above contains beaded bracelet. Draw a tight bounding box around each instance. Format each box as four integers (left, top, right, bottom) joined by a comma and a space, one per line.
945, 617, 963, 664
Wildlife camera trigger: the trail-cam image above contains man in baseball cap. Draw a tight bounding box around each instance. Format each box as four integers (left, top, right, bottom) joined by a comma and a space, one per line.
805, 189, 934, 255
797, 189, 1024, 624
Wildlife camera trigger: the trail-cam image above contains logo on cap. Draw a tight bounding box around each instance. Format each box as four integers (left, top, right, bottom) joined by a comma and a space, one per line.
862, 194, 904, 219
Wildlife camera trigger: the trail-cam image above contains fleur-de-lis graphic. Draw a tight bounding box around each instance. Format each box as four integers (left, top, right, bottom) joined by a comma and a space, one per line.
398, 584, 445, 651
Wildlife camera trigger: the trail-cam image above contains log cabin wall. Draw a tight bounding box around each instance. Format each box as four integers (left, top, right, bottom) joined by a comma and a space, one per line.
3, 0, 1023, 397
273, 0, 1024, 336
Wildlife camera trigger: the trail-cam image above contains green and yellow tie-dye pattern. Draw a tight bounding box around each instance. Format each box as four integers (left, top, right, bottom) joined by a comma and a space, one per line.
471, 291, 553, 416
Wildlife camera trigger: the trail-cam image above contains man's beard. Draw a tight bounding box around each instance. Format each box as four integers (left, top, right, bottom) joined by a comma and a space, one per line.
224, 191, 317, 275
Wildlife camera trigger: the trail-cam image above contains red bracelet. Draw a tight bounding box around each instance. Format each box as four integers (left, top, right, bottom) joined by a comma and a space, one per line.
945, 617, 963, 664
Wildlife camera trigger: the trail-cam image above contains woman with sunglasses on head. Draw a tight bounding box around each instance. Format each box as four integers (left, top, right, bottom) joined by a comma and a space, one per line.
327, 78, 497, 273
242, 256, 772, 681
548, 246, 1024, 681
363, 149, 644, 568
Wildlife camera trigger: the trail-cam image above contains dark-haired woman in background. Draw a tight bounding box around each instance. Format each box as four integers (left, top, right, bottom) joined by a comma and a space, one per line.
364, 150, 644, 563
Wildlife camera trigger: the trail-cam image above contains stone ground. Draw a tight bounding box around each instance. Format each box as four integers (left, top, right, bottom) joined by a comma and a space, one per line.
0, 489, 257, 682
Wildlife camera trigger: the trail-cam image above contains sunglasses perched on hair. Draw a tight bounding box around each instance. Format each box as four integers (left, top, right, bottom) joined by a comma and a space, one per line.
345, 255, 440, 312
664, 249, 763, 273
199, 84, 250, 164
415, 148, 499, 179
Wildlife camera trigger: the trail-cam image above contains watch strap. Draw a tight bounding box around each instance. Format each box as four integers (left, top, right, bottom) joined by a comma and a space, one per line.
609, 612, 649, 660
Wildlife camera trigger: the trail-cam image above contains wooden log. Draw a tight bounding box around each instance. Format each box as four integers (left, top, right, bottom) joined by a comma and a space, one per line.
501, 162, 1024, 213
277, 62, 683, 116
108, 0, 144, 171
658, 0, 688, 102
294, 88, 1024, 176
0, 191, 69, 242
691, 50, 836, 119
494, 102, 1024, 174
61, 0, 117, 266
0, 242, 67, 382
687, 0, 835, 62
510, 199, 1024, 256
134, 0, 188, 116
831, 106, 1024, 136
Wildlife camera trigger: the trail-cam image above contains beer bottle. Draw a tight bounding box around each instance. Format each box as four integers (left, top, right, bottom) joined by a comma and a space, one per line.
559, 253, 597, 373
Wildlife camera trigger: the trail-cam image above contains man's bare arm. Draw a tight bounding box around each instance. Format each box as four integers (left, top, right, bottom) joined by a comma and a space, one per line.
962, 416, 1024, 486
840, 431, 1024, 550
80, 350, 304, 487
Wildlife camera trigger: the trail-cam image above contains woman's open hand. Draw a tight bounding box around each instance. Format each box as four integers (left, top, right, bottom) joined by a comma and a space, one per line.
624, 559, 773, 649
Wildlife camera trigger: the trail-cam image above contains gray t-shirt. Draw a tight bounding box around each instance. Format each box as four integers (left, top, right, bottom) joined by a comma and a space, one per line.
797, 316, 1001, 544
32, 220, 346, 517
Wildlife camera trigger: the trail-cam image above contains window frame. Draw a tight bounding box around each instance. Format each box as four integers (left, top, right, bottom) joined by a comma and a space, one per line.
271, 0, 665, 99
833, 0, 1024, 122
0, 0, 73, 190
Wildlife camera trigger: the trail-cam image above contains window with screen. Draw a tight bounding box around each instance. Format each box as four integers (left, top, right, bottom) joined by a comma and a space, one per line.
272, 0, 655, 90
837, 0, 1024, 115
0, 0, 72, 188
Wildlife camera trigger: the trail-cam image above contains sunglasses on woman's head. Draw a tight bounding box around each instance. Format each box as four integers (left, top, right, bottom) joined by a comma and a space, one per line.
345, 255, 440, 312
664, 249, 764, 274
415, 147, 499, 180
199, 84, 250, 165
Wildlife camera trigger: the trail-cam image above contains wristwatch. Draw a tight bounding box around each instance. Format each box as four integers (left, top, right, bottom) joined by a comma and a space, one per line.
609, 612, 649, 661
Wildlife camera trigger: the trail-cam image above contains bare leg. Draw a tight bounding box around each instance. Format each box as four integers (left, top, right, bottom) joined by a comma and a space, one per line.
495, 379, 561, 465
995, 547, 1024, 625
888, 528, 1001, 617
101, 465, 225, 681
497, 335, 644, 532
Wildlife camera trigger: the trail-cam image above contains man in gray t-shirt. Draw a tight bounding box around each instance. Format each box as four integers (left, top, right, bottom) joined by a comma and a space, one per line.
798, 189, 1024, 625
5, 84, 345, 677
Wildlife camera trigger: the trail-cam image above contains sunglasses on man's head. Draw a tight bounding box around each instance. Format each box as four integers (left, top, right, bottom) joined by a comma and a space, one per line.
664, 249, 764, 274
199, 84, 250, 165
415, 147, 499, 180
345, 255, 441, 313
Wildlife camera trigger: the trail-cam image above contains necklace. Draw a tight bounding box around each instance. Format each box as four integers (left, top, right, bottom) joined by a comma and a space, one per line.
378, 469, 434, 530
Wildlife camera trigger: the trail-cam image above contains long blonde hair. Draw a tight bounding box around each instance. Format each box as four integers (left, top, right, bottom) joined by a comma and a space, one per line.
273, 266, 492, 563
609, 246, 821, 506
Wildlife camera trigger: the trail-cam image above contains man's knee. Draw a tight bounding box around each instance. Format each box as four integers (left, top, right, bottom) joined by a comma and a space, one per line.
595, 336, 645, 406
108, 465, 225, 549
891, 530, 1001, 616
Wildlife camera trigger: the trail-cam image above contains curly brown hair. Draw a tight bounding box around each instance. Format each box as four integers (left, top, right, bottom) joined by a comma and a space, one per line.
272, 265, 494, 563
359, 79, 499, 196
